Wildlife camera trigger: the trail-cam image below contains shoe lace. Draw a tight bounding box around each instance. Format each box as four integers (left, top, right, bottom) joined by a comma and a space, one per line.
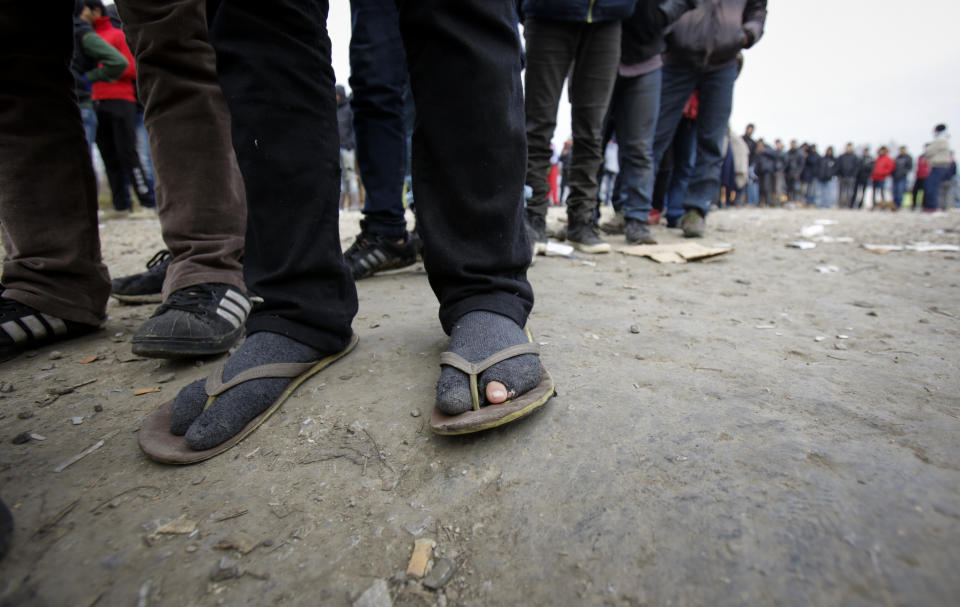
157, 286, 214, 316
146, 250, 172, 271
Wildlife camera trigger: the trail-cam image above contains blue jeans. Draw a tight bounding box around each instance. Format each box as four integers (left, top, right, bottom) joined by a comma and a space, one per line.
80, 105, 97, 152
651, 62, 738, 216
924, 167, 950, 210
665, 117, 696, 222
136, 111, 154, 192
892, 177, 907, 208
610, 68, 660, 222
818, 179, 836, 208
349, 0, 409, 238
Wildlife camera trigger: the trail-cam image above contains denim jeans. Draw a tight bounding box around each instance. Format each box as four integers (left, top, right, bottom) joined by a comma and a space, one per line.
650, 62, 738, 216
872, 179, 887, 205
135, 110, 155, 192
818, 179, 836, 208
349, 0, 408, 239
80, 105, 97, 150
665, 117, 696, 222
892, 177, 907, 208
609, 67, 660, 222
924, 167, 950, 210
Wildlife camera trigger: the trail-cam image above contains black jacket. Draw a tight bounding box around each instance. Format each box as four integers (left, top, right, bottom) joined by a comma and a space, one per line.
856, 155, 874, 182
818, 155, 838, 182
521, 0, 638, 22
621, 0, 695, 65
773, 148, 786, 172
785, 148, 804, 177
665, 0, 767, 69
336, 86, 356, 150
893, 153, 913, 180
837, 152, 859, 178
754, 148, 776, 175
802, 151, 820, 182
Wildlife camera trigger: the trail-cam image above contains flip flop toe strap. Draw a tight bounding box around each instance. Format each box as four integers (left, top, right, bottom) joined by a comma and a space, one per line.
439, 342, 540, 411
205, 360, 320, 397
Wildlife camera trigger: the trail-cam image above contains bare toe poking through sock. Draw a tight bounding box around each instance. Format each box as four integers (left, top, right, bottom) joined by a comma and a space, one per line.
436, 311, 541, 415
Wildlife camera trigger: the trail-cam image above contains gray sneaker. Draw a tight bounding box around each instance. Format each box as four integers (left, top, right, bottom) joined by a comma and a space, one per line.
599, 211, 625, 235
567, 223, 611, 254
679, 210, 705, 238
625, 218, 657, 244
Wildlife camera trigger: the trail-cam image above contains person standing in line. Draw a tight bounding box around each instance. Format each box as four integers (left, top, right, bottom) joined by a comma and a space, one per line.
742, 122, 757, 165
891, 145, 913, 210
754, 139, 775, 206
522, 0, 638, 255
922, 124, 954, 211
817, 145, 838, 208
80, 0, 156, 212
802, 143, 820, 206
853, 146, 874, 208
336, 85, 360, 211
911, 148, 930, 211
771, 138, 786, 206
836, 143, 859, 208
784, 139, 804, 202
871, 146, 895, 208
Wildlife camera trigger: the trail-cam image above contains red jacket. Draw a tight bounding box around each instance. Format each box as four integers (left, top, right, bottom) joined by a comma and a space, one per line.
871, 154, 895, 181
90, 16, 136, 102
916, 156, 931, 179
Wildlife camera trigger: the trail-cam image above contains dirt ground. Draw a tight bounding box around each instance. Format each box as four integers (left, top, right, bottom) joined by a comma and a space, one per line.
1, 206, 959, 606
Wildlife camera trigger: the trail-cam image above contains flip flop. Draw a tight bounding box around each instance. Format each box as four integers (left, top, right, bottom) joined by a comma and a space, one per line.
430, 329, 555, 435
138, 334, 358, 464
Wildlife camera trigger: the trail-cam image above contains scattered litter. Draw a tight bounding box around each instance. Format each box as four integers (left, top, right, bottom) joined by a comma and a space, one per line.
137, 580, 151, 607
905, 243, 960, 252
814, 219, 838, 226
620, 242, 732, 264
410, 410, 421, 418
786, 241, 816, 249
837, 335, 849, 339
423, 557, 457, 590
928, 306, 957, 319
755, 325, 776, 330
816, 236, 855, 244
629, 325, 640, 334
213, 508, 249, 522
134, 387, 161, 396
545, 241, 575, 257
851, 301, 876, 308
353, 579, 392, 607
29, 433, 46, 441
53, 439, 104, 472
580, 260, 597, 267
71, 416, 84, 425
214, 532, 259, 554
156, 514, 198, 535
33, 499, 79, 539
79, 355, 99, 364
210, 557, 242, 582
814, 336, 826, 342
48, 350, 64, 360
0, 381, 14, 392
800, 224, 825, 238
862, 244, 903, 253
815, 265, 840, 274
406, 538, 436, 579
834, 342, 849, 351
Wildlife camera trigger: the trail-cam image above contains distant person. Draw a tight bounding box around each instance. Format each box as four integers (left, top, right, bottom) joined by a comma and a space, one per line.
742, 123, 757, 165
818, 145, 838, 207
871, 146, 895, 208
754, 139, 776, 206
772, 139, 786, 205
911, 149, 931, 211
784, 139, 804, 202
922, 124, 954, 211
836, 143, 859, 208
891, 146, 913, 209
802, 143, 820, 205
72, 5, 129, 153
854, 146, 874, 208
336, 84, 360, 211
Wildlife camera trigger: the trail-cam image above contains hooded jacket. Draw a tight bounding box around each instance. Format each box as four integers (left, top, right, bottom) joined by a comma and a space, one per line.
90, 16, 136, 102
72, 19, 129, 105
620, 0, 695, 66
836, 152, 859, 178
520, 0, 638, 22
926, 133, 953, 167
871, 154, 895, 182
664, 0, 766, 69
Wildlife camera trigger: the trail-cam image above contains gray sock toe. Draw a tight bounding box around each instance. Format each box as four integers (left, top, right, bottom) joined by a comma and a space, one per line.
436, 311, 541, 415
182, 332, 321, 451
170, 379, 208, 436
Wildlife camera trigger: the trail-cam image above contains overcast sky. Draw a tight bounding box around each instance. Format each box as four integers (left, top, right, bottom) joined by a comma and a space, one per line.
328, 1, 960, 157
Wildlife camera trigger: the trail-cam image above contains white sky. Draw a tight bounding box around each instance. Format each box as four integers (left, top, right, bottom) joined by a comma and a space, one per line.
328, 0, 960, 157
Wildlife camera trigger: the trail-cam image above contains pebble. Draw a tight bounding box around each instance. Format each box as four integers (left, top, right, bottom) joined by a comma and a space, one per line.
12, 431, 31, 444
210, 557, 242, 582
410, 410, 421, 418
17, 410, 34, 420
71, 416, 84, 425
155, 372, 176, 384
339, 375, 353, 381
353, 579, 392, 607
629, 325, 640, 334
185, 544, 198, 553
834, 342, 849, 351
422, 557, 457, 590
39, 363, 55, 371
0, 381, 13, 393
48, 351, 63, 360
94, 404, 104, 412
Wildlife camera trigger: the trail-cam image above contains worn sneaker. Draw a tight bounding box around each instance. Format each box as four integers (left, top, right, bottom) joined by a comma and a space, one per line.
599, 211, 625, 235
131, 283, 250, 358
343, 229, 420, 280
0, 294, 98, 363
111, 250, 171, 304
526, 214, 547, 255
625, 218, 657, 244
679, 209, 706, 238
567, 223, 611, 254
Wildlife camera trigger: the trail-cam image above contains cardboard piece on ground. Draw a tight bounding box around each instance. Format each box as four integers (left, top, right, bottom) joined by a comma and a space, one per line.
620, 242, 733, 264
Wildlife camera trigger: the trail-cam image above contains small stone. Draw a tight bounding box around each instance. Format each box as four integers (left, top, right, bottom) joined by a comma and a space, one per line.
834, 342, 849, 351
0, 381, 14, 393
629, 325, 640, 334
261, 539, 274, 547
186, 544, 198, 553
353, 579, 392, 607
94, 404, 104, 412
12, 431, 31, 445
48, 350, 63, 360
71, 416, 84, 425
210, 557, 242, 582
155, 372, 176, 384
25, 351, 38, 358
40, 363, 55, 371
339, 375, 353, 381
814, 336, 826, 342
423, 557, 457, 590
410, 410, 421, 418
17, 410, 34, 420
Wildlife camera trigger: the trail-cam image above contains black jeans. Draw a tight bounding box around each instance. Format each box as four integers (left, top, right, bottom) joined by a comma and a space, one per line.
523, 19, 621, 226
95, 98, 156, 210
207, 0, 532, 348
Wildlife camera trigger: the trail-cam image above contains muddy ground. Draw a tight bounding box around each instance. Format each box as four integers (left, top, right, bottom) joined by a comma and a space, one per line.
1, 207, 959, 606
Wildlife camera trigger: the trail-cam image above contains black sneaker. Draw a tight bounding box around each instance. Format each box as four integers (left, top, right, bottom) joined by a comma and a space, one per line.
343, 228, 420, 280
679, 209, 706, 238
566, 223, 611, 254
525, 214, 547, 255
111, 250, 171, 304
131, 283, 250, 358
0, 294, 99, 363
625, 218, 657, 244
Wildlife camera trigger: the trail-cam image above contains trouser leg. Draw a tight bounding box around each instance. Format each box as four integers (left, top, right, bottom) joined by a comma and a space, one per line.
684, 63, 737, 215
522, 19, 578, 220
209, 0, 357, 353
398, 0, 533, 333
117, 0, 247, 299
349, 0, 408, 238
613, 68, 660, 223
0, 0, 109, 325
95, 102, 132, 211
666, 118, 697, 220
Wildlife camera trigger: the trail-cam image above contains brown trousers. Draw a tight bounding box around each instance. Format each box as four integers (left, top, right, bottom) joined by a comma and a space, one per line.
0, 0, 245, 327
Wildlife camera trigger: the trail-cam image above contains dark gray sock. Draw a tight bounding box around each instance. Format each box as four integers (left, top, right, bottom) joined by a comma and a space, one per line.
169, 331, 321, 450
436, 311, 541, 415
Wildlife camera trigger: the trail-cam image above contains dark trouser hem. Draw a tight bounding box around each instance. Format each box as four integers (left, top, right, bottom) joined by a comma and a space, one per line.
94, 98, 156, 209
246, 314, 353, 355
361, 214, 408, 239
162, 270, 246, 300
439, 293, 531, 337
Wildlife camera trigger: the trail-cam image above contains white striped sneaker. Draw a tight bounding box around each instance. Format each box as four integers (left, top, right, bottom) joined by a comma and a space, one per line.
0, 295, 98, 363
131, 283, 251, 358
